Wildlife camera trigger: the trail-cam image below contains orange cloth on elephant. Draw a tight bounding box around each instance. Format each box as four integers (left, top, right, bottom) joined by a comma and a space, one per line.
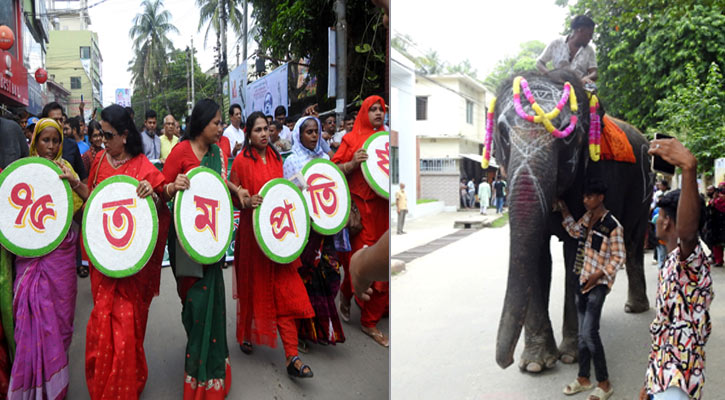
331, 95, 390, 327
84, 150, 170, 400
229, 146, 314, 348
601, 115, 636, 163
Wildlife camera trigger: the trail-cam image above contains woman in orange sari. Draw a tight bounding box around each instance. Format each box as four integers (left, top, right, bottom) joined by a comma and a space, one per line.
331, 95, 389, 347
230, 111, 316, 378
84, 105, 170, 399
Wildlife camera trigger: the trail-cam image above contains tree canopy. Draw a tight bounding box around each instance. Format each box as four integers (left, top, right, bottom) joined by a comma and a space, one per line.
483, 40, 545, 91
128, 0, 179, 92
560, 1, 725, 173
248, 0, 386, 114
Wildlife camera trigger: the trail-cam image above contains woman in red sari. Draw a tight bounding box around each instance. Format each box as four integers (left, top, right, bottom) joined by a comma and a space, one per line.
230, 111, 316, 378
84, 105, 170, 399
331, 95, 389, 347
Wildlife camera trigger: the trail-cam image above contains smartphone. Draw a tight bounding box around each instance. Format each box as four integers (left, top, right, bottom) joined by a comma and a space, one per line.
651, 132, 676, 175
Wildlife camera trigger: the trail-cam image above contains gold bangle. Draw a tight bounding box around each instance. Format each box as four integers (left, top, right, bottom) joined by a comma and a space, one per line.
71, 179, 81, 189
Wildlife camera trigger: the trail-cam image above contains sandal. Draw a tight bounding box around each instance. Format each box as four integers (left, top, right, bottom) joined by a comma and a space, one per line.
563, 379, 593, 395
239, 341, 252, 355
77, 265, 89, 278
339, 300, 351, 323
587, 386, 613, 400
286, 355, 313, 378
297, 339, 309, 354
361, 326, 389, 347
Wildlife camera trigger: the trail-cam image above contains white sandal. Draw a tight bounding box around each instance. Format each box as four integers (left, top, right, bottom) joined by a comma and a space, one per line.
563, 379, 593, 395
587, 386, 613, 400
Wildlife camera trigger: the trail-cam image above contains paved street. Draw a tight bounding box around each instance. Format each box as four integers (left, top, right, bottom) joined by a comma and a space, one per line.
66, 266, 389, 399
391, 213, 725, 400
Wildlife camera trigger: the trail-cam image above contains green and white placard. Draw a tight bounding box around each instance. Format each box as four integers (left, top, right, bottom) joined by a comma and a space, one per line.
253, 178, 310, 264
301, 158, 350, 235
361, 131, 390, 199
174, 167, 234, 264
0, 157, 73, 257
83, 175, 158, 278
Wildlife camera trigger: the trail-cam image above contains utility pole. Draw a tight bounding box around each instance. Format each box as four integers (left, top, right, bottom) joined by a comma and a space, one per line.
242, 0, 248, 61
186, 47, 190, 107
190, 37, 196, 106
236, 44, 240, 67
334, 0, 347, 123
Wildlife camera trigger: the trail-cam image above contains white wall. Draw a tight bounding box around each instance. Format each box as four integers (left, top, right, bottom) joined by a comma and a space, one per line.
391, 49, 417, 216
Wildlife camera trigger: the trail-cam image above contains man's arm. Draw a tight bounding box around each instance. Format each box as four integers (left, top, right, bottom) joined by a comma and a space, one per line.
603, 225, 626, 280
557, 200, 582, 239
648, 138, 699, 258
535, 41, 554, 74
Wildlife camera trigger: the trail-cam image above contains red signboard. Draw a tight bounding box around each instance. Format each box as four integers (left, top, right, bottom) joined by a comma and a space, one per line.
0, 2, 29, 107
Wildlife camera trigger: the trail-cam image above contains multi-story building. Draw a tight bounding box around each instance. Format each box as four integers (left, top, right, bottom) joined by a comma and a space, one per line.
46, 0, 102, 118
414, 73, 496, 208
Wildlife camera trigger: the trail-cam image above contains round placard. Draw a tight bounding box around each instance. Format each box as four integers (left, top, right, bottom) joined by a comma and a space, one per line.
0, 157, 73, 257
253, 179, 310, 264
361, 131, 390, 199
83, 175, 158, 278
301, 159, 350, 235
174, 167, 234, 264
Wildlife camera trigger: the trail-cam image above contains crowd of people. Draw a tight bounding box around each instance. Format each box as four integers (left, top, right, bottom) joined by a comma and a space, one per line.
0, 93, 389, 399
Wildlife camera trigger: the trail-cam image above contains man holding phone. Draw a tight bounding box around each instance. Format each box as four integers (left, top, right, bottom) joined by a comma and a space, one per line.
640, 137, 712, 400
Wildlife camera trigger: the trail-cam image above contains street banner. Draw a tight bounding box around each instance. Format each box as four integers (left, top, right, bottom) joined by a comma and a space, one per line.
715, 158, 725, 186
0, 157, 73, 257
174, 167, 234, 264
301, 159, 350, 235
115, 88, 131, 107
361, 131, 390, 199
253, 178, 310, 264
246, 63, 289, 118
83, 175, 158, 278
229, 62, 248, 118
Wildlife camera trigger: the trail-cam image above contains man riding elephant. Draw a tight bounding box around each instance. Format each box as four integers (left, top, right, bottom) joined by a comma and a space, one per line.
537, 15, 598, 87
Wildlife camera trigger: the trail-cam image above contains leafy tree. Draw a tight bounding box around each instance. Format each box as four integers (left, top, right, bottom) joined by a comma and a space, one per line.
446, 59, 478, 78
653, 62, 725, 176
483, 40, 545, 91
128, 0, 179, 92
248, 0, 386, 114
196, 0, 244, 76
559, 1, 725, 129
130, 49, 217, 127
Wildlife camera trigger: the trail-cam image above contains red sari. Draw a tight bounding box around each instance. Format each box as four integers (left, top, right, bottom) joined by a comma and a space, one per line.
84, 150, 170, 400
230, 146, 314, 357
330, 95, 390, 328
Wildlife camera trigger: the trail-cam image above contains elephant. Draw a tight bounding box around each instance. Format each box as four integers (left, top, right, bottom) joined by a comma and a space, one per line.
492, 70, 653, 372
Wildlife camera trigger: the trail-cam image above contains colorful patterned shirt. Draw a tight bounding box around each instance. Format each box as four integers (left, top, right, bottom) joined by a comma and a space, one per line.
562, 210, 625, 292
646, 244, 713, 400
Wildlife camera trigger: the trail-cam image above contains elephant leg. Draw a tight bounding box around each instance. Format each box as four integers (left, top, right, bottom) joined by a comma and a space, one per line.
519, 243, 559, 373
624, 234, 649, 313
559, 239, 579, 363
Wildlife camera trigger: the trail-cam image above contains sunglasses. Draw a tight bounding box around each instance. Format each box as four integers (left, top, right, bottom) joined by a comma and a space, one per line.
102, 130, 117, 140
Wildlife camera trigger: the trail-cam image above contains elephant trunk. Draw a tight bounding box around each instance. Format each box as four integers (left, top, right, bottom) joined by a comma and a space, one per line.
495, 167, 554, 368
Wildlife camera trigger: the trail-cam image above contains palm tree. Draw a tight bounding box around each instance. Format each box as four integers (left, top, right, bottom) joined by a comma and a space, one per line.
128, 0, 179, 92
196, 0, 244, 76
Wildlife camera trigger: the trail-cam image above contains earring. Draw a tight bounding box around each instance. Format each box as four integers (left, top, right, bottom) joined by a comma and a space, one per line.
123, 139, 127, 144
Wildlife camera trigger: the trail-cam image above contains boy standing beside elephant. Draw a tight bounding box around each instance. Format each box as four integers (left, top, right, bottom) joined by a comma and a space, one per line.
557, 179, 625, 400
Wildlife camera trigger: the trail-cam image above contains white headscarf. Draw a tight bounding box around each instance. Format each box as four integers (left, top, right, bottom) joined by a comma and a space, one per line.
283, 116, 329, 178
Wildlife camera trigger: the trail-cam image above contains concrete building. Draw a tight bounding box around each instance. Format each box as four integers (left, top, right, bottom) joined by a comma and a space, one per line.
391, 48, 418, 217
46, 0, 102, 118
415, 74, 494, 208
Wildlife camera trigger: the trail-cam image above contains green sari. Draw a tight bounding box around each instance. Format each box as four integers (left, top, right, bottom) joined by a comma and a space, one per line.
168, 144, 231, 398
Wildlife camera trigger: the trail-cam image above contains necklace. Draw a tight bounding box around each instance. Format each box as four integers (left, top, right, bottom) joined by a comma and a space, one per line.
107, 152, 131, 168
481, 76, 602, 169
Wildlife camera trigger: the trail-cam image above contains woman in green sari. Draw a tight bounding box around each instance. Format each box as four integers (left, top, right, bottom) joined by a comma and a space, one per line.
161, 99, 249, 399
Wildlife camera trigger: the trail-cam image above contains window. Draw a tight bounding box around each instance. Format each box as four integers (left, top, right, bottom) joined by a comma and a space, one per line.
420, 158, 458, 173
80, 46, 91, 59
391, 146, 400, 184
416, 96, 428, 120
71, 77, 81, 89
466, 100, 474, 125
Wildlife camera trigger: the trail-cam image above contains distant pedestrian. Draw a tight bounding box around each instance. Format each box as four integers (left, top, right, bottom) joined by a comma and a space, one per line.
460, 179, 470, 209
159, 114, 179, 164
478, 178, 491, 215
395, 183, 408, 234
141, 110, 160, 160
707, 183, 725, 267
493, 176, 507, 214
223, 103, 244, 157
274, 105, 294, 144
467, 179, 476, 208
